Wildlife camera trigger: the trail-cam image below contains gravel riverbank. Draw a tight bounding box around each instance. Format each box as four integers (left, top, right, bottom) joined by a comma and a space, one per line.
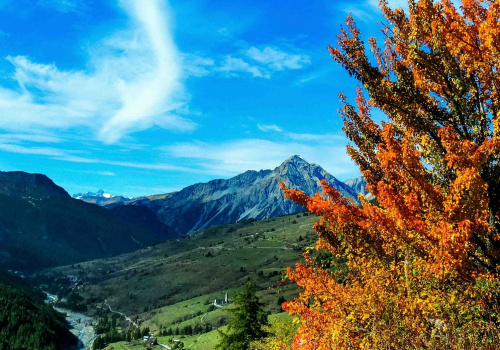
45, 293, 97, 350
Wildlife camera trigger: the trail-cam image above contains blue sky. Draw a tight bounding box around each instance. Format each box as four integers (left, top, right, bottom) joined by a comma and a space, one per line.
0, 0, 408, 197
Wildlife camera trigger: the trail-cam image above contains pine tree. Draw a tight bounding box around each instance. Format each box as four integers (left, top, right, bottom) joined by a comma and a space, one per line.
215, 282, 268, 350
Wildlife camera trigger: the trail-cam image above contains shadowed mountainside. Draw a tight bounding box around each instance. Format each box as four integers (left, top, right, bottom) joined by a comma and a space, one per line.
0, 171, 173, 271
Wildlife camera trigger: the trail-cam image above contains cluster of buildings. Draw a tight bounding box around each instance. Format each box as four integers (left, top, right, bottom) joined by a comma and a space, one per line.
213, 292, 230, 307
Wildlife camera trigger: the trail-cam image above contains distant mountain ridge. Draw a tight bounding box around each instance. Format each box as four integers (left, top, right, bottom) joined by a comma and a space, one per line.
72, 189, 130, 207
117, 155, 359, 236
0, 171, 172, 271
73, 189, 114, 199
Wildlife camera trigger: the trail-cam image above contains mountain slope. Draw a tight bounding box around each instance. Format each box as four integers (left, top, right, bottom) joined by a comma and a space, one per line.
109, 205, 173, 239
0, 171, 69, 198
0, 171, 172, 271
40, 212, 319, 316
122, 156, 358, 236
344, 176, 368, 195
0, 270, 78, 350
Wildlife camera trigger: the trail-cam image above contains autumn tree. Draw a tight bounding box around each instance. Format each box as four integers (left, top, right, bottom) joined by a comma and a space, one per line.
250, 318, 296, 350
280, 0, 500, 348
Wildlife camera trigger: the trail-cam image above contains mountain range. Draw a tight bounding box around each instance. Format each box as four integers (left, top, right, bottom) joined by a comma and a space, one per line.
101, 155, 360, 236
1, 155, 364, 271
344, 176, 368, 195
72, 189, 130, 207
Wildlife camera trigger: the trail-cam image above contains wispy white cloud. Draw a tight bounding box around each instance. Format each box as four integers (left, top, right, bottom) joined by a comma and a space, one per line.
183, 45, 310, 79
0, 139, 200, 172
217, 28, 230, 36
182, 53, 215, 77
246, 46, 310, 71
216, 56, 267, 78
0, 142, 70, 158
166, 138, 358, 177
257, 124, 282, 132
0, 132, 62, 143
295, 73, 320, 86
81, 170, 116, 176
0, 0, 192, 144
104, 159, 194, 172
285, 132, 345, 142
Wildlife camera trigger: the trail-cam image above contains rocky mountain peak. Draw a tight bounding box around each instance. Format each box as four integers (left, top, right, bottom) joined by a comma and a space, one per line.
278, 155, 310, 170
121, 155, 359, 236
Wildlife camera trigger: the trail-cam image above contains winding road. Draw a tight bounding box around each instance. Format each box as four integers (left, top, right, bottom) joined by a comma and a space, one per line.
103, 300, 138, 327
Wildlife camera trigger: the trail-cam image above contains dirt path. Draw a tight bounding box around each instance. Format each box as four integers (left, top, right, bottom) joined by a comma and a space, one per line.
186, 312, 209, 348
103, 300, 138, 327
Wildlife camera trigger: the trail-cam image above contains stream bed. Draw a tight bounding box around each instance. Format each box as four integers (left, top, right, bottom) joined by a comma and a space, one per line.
45, 293, 97, 350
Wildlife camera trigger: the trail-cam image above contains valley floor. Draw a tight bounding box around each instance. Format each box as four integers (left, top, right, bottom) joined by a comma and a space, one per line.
36, 212, 318, 350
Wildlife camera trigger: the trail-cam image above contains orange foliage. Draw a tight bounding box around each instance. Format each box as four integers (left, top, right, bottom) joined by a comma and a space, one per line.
281, 0, 500, 348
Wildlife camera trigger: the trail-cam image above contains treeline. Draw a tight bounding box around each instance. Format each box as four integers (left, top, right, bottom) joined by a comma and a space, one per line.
0, 271, 77, 350
158, 323, 213, 336
91, 316, 137, 350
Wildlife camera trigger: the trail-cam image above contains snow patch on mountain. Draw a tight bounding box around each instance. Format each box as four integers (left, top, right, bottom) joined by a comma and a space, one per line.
72, 189, 130, 206
73, 189, 114, 199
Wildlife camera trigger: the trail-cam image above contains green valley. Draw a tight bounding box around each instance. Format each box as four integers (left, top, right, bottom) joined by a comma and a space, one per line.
36, 212, 321, 349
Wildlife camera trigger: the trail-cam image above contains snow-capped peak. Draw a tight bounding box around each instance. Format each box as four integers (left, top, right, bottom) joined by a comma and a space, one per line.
72, 189, 114, 199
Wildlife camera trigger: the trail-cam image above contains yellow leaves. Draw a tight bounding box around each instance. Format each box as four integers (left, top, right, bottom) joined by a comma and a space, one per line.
404, 192, 420, 212
279, 0, 500, 348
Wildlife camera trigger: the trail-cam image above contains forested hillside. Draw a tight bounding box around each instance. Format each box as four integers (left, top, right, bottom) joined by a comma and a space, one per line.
0, 171, 173, 271
0, 271, 77, 350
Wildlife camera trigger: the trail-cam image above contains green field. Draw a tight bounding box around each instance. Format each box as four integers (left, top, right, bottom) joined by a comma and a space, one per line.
38, 212, 319, 349
104, 314, 292, 350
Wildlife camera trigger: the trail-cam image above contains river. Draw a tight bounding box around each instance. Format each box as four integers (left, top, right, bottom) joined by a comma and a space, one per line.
45, 293, 97, 350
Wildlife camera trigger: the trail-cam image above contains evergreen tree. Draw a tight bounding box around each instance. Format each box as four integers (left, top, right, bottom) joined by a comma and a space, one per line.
204, 324, 212, 333
0, 275, 78, 350
215, 282, 268, 350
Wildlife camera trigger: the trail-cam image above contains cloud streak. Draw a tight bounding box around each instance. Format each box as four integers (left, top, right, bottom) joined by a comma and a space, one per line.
0, 137, 198, 173
257, 124, 283, 132
166, 137, 358, 178
246, 46, 310, 71
184, 45, 310, 79
0, 0, 191, 144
